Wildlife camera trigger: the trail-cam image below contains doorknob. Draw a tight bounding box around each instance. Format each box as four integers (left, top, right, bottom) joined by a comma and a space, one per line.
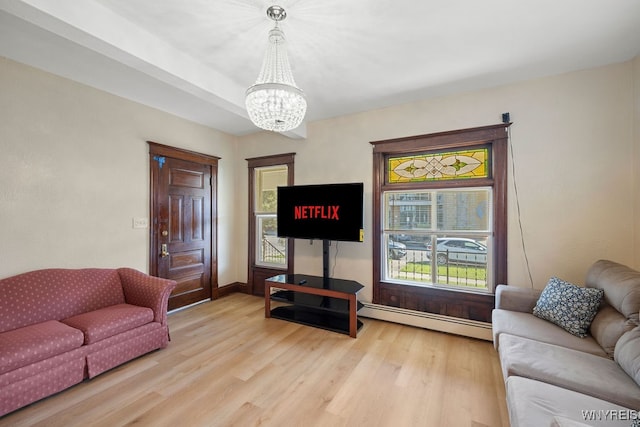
161, 244, 170, 257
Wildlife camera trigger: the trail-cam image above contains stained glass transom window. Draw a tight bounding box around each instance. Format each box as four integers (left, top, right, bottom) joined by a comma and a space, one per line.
388, 148, 489, 183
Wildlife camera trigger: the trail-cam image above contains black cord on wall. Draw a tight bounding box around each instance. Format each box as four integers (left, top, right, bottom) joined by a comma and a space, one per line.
505, 116, 534, 288
332, 241, 339, 278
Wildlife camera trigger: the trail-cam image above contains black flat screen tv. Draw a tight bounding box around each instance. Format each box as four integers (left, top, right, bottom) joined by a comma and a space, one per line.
277, 182, 364, 242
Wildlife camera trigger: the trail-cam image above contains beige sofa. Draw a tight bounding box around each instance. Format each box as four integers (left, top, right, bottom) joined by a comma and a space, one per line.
492, 260, 640, 427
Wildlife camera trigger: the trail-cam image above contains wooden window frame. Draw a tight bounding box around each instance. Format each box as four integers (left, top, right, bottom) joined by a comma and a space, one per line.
370, 124, 509, 322
246, 153, 295, 296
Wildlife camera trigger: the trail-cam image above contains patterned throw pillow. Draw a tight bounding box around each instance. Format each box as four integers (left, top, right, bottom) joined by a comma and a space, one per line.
533, 277, 604, 337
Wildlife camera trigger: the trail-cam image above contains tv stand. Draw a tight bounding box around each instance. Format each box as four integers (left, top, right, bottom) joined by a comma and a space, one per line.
265, 274, 364, 338
322, 239, 330, 279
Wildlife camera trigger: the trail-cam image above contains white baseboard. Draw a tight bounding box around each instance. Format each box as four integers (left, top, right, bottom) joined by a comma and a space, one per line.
359, 303, 493, 341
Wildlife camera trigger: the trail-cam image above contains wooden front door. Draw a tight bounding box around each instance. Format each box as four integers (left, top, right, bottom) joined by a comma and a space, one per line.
149, 142, 219, 311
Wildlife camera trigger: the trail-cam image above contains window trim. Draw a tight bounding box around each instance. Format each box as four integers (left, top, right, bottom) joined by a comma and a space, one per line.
370, 124, 509, 322
246, 153, 295, 296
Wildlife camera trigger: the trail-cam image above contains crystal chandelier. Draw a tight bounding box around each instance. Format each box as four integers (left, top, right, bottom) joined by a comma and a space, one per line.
245, 5, 307, 132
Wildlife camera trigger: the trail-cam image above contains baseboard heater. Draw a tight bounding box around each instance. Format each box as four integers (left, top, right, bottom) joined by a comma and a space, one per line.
359, 302, 493, 341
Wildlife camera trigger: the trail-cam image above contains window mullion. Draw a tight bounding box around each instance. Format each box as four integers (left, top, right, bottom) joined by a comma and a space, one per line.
430, 191, 438, 284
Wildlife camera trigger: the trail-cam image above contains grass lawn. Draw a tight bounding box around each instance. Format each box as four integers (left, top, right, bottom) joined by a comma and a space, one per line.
397, 262, 488, 288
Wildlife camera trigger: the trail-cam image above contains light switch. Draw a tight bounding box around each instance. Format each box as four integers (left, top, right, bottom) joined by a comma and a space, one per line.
132, 217, 149, 229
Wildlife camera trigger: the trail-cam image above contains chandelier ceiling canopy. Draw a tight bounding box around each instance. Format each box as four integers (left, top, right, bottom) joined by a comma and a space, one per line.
245, 5, 307, 132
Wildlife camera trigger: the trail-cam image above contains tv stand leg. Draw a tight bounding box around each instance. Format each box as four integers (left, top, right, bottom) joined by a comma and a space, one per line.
348, 294, 358, 338
265, 285, 271, 318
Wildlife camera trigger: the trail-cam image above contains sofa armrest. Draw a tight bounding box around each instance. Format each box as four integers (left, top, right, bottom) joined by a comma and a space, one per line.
495, 284, 542, 312
117, 268, 176, 325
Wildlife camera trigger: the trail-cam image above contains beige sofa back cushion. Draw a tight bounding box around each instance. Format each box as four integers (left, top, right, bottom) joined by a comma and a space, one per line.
589, 304, 635, 357
0, 269, 126, 333
614, 326, 640, 385
585, 260, 640, 326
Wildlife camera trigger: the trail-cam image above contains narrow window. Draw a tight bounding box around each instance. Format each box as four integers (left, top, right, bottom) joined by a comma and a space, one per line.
246, 153, 295, 296
254, 165, 289, 268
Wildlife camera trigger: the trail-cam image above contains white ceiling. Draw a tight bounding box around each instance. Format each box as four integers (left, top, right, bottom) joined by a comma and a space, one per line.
2, 0, 640, 138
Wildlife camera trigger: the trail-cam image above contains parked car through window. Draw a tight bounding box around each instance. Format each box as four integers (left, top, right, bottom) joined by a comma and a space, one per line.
426, 238, 487, 265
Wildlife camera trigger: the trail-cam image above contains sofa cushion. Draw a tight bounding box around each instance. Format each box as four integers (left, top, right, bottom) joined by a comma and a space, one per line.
533, 277, 603, 337
589, 303, 635, 358
506, 376, 635, 427
586, 260, 640, 327
83, 323, 164, 378
551, 416, 596, 427
0, 320, 84, 375
498, 334, 640, 409
0, 268, 126, 333
61, 304, 154, 345
614, 326, 640, 385
492, 309, 607, 357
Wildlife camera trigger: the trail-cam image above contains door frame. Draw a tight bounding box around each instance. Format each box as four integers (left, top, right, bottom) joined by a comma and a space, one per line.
148, 141, 221, 299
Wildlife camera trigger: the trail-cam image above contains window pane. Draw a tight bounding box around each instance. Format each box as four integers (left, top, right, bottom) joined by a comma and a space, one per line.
385, 191, 432, 230
385, 232, 489, 290
387, 147, 489, 184
437, 189, 491, 231
428, 236, 489, 289
383, 188, 491, 291
255, 166, 288, 213
256, 214, 286, 266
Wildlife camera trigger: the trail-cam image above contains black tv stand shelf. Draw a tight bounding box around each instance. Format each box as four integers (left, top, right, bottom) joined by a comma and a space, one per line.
270, 290, 365, 313
270, 306, 364, 336
265, 274, 364, 338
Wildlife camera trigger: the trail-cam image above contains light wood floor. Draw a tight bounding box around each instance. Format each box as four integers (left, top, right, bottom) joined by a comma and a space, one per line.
1, 293, 509, 427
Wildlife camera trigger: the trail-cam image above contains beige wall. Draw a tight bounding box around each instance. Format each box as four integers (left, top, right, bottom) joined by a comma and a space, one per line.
1, 56, 638, 301
0, 57, 238, 285
634, 55, 640, 268
237, 60, 638, 300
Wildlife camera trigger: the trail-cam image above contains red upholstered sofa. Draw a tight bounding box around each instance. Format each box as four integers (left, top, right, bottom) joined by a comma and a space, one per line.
0, 268, 176, 416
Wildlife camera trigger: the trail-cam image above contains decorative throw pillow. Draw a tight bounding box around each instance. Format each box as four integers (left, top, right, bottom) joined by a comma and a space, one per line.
533, 277, 604, 337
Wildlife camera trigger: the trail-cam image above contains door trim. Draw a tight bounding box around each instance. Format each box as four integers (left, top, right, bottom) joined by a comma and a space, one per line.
148, 141, 221, 298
